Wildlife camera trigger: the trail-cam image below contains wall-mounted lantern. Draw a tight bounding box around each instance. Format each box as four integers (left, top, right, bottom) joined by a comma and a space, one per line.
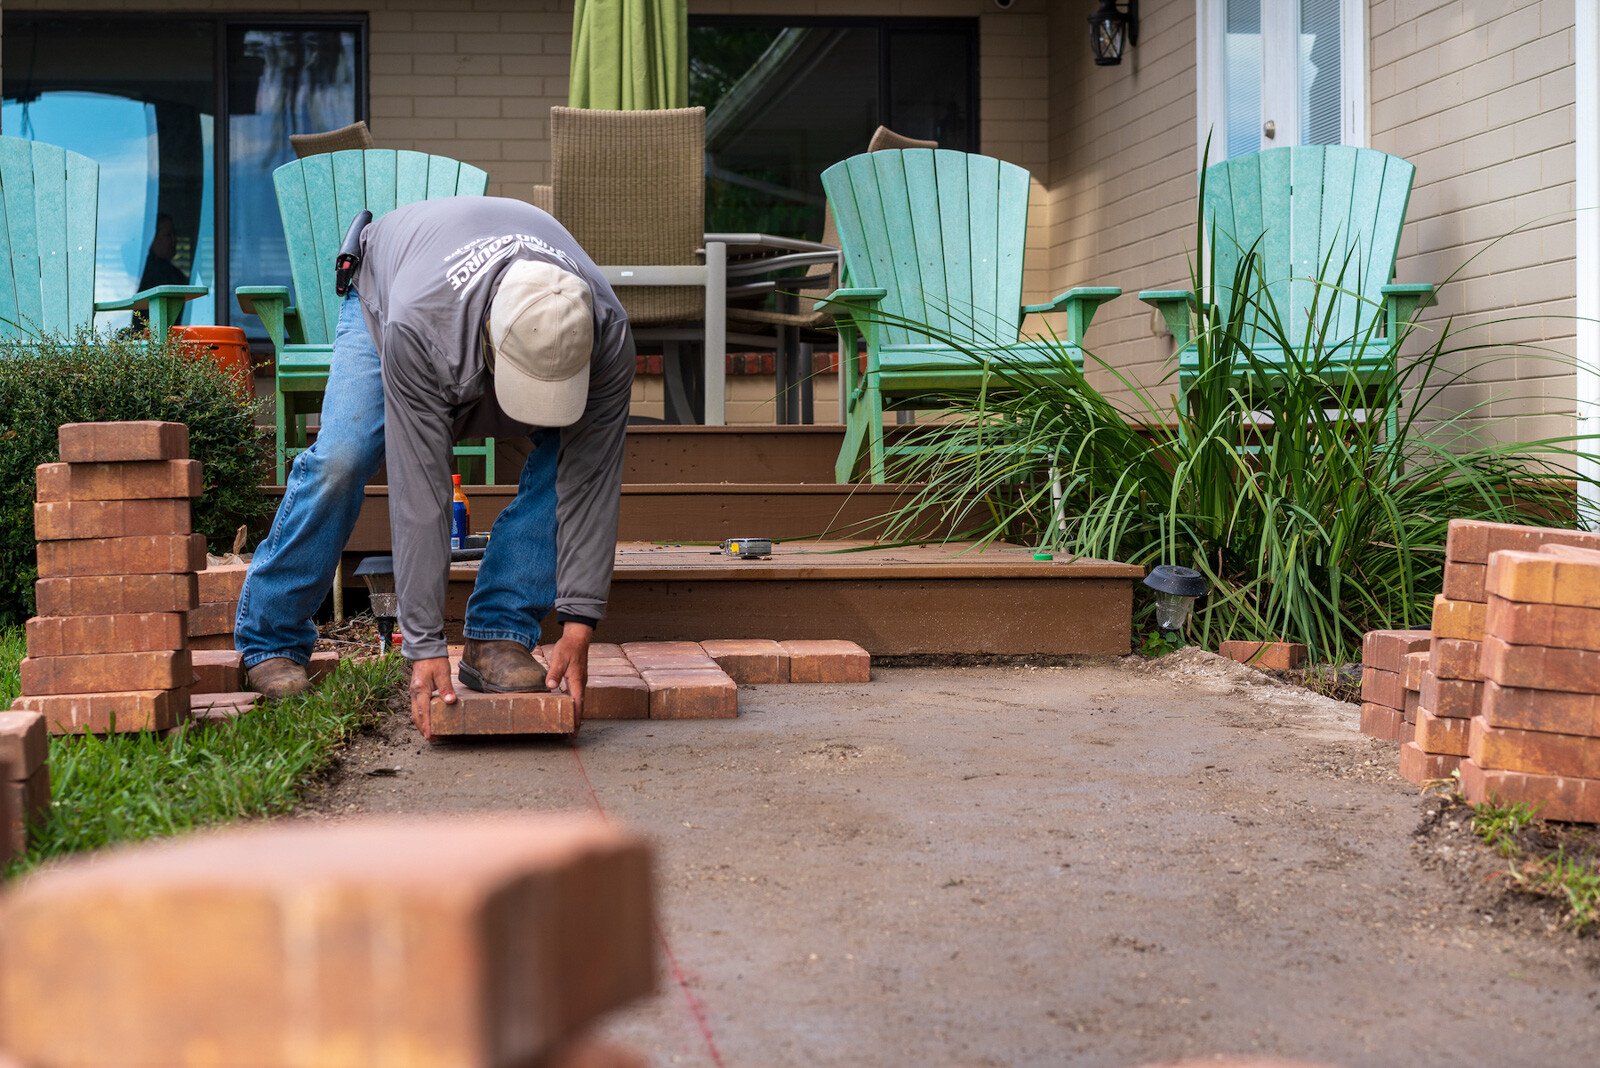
1088, 0, 1139, 67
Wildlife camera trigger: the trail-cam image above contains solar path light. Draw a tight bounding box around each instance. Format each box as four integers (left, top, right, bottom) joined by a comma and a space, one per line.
1142, 564, 1206, 639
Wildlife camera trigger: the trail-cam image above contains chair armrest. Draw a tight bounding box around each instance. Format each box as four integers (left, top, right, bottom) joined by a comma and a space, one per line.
1380, 283, 1436, 307
1380, 283, 1436, 340
96, 285, 209, 337
235, 286, 302, 351
1139, 289, 1200, 348
815, 287, 887, 317
1023, 286, 1121, 343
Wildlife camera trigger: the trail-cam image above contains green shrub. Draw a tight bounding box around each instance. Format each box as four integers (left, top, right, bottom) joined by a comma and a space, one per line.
875, 194, 1598, 663
0, 329, 272, 626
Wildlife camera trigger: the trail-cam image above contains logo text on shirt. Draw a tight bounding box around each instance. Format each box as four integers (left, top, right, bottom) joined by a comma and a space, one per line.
444, 233, 577, 299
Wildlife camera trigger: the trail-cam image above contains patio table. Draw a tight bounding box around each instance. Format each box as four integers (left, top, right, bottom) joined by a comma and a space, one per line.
598, 233, 838, 425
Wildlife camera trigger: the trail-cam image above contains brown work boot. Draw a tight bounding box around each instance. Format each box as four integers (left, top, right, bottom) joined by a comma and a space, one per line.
246, 657, 311, 699
459, 638, 549, 693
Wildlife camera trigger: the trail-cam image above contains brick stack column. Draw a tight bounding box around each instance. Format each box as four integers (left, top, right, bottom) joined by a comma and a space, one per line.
1460, 545, 1600, 821
1360, 630, 1430, 743
1404, 520, 1600, 784
0, 711, 48, 857
12, 423, 202, 734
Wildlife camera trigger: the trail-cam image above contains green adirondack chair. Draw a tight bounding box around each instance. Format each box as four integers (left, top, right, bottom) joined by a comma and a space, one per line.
0, 136, 206, 338
237, 149, 494, 484
1138, 145, 1435, 426
819, 149, 1120, 483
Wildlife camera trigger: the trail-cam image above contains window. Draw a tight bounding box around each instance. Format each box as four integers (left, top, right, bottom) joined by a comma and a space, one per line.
1199, 0, 1365, 161
2, 14, 365, 332
690, 17, 978, 239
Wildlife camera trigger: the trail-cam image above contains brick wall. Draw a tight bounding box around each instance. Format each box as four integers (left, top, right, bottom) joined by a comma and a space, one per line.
1370, 0, 1577, 437
1044, 0, 1198, 398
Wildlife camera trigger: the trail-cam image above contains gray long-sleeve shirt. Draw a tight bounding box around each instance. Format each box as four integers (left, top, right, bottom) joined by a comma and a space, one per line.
355, 196, 635, 661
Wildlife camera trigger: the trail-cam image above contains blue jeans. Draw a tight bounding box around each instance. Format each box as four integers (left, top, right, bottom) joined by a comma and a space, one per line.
235, 290, 558, 667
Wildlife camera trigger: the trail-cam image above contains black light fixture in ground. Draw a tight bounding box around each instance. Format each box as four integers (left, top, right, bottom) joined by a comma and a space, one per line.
1088, 0, 1138, 66
1142, 564, 1207, 638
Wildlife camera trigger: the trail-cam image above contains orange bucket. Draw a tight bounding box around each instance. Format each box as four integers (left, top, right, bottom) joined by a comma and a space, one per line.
171, 326, 253, 380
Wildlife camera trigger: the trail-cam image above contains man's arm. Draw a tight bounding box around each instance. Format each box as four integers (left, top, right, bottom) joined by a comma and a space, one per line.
552, 318, 636, 625
380, 322, 458, 662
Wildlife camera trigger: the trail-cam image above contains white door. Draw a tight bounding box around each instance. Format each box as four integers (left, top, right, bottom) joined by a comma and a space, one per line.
1199, 0, 1367, 161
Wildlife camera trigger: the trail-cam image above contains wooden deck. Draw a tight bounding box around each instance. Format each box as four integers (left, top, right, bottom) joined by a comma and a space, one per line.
445, 541, 1141, 656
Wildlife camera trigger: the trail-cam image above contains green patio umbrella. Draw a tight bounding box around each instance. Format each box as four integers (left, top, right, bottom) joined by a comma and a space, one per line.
569, 0, 688, 110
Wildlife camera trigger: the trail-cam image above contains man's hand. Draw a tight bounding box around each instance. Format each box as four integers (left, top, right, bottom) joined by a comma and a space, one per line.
544, 621, 593, 716
409, 656, 455, 725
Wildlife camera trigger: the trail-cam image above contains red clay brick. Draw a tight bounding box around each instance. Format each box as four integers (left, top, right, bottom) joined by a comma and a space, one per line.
1399, 740, 1461, 785
34, 573, 198, 617
1429, 638, 1482, 682
781, 640, 872, 683
306, 650, 340, 682
1469, 717, 1600, 779
191, 650, 244, 694
197, 563, 249, 605
0, 711, 47, 779
1445, 519, 1600, 564
1420, 671, 1482, 719
4, 765, 49, 853
1362, 629, 1432, 673
35, 460, 202, 502
700, 639, 788, 683
57, 421, 188, 463
1414, 709, 1471, 757
10, 690, 186, 735
1482, 680, 1600, 736
1360, 703, 1409, 743
1481, 635, 1600, 695
584, 676, 650, 720
1486, 595, 1600, 651
25, 613, 186, 657
586, 660, 642, 677
620, 642, 716, 671
33, 498, 191, 542
0, 814, 655, 1066
1404, 688, 1420, 721
1219, 640, 1307, 671
1431, 595, 1486, 641
186, 600, 236, 638
417, 669, 577, 739
1459, 759, 1600, 822
1360, 666, 1405, 710
36, 533, 206, 579
19, 650, 191, 696
587, 642, 627, 661
1403, 650, 1429, 692
1442, 562, 1487, 602
189, 692, 262, 723
1485, 547, 1600, 609
640, 669, 738, 719
188, 634, 237, 651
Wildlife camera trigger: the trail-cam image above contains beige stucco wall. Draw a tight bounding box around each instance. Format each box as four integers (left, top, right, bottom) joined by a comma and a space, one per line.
1371, 0, 1577, 438
1044, 0, 1198, 398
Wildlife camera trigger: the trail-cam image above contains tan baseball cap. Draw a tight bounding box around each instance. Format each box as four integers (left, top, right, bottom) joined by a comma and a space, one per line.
487, 259, 594, 427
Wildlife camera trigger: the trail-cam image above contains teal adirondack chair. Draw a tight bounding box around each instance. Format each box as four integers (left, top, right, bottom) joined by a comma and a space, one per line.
1139, 145, 1435, 425
0, 136, 206, 338
819, 149, 1120, 483
237, 149, 494, 484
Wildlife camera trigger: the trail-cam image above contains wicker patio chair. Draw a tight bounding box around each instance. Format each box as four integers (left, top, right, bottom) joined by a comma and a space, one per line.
288, 120, 374, 159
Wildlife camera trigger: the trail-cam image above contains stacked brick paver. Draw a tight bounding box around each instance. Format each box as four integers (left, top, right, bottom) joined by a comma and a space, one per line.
0, 813, 654, 1066
190, 560, 247, 650
12, 424, 202, 735
419, 639, 874, 739
1459, 544, 1600, 821
1360, 629, 1430, 744
0, 711, 48, 856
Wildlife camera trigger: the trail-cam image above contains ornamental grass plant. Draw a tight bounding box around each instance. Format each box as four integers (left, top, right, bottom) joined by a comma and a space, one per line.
874, 198, 1597, 664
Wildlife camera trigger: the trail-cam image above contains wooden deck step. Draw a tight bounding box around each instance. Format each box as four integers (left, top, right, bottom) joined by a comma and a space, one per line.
445, 541, 1141, 657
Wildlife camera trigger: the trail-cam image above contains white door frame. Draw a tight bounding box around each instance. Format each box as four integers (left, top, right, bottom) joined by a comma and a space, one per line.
1576, 1, 1600, 512
1194, 0, 1369, 168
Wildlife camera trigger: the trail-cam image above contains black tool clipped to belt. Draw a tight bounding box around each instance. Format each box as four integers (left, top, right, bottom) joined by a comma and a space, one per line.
334, 210, 373, 296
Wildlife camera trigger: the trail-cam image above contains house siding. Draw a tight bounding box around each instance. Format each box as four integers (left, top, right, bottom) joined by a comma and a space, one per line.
1370, 0, 1577, 438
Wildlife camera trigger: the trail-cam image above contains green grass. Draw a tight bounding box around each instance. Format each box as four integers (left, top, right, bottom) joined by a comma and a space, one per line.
1, 629, 404, 872
1472, 798, 1600, 933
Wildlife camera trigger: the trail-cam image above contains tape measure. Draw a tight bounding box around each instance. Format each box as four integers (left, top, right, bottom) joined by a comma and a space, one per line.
720, 537, 773, 560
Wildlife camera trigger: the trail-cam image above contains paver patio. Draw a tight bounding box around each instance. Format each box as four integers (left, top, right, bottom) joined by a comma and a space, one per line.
312, 656, 1600, 1067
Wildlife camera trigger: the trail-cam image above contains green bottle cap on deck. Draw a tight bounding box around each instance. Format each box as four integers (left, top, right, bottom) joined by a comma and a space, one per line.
1033, 552, 1053, 561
